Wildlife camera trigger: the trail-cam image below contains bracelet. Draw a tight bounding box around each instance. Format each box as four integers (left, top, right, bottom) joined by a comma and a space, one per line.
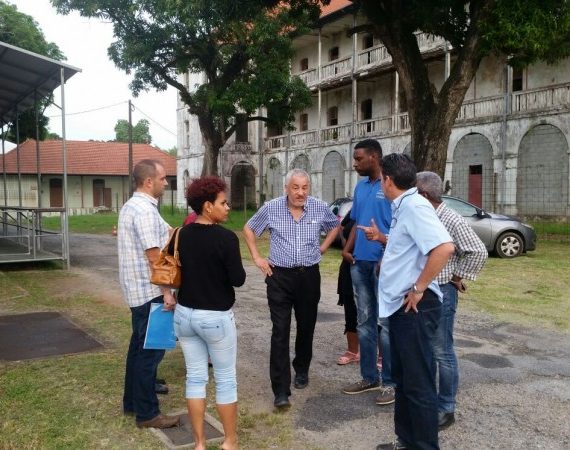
412, 283, 424, 295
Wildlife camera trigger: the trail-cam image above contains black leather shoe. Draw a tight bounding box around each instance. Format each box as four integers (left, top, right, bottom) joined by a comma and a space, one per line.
155, 383, 169, 395
294, 373, 309, 389
438, 411, 455, 430
273, 394, 291, 408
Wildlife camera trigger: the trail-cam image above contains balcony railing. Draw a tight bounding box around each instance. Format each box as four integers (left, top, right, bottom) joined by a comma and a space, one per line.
512, 82, 570, 113
457, 95, 505, 121
321, 56, 352, 81
264, 83, 570, 151
297, 68, 319, 87
321, 123, 352, 142
415, 32, 446, 52
357, 44, 392, 70
291, 130, 318, 147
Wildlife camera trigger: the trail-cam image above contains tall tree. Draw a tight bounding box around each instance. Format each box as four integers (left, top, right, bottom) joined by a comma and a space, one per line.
52, 0, 322, 176
114, 118, 152, 144
0, 1, 64, 142
359, 0, 570, 175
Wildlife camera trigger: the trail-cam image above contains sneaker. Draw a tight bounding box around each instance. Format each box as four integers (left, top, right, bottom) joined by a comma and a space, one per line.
375, 385, 395, 405
342, 379, 380, 395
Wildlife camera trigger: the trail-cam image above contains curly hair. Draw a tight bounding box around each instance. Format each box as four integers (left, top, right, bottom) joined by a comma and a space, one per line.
185, 176, 227, 214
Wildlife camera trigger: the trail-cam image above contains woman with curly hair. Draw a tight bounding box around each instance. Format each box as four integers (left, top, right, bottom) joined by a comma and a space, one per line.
174, 176, 246, 450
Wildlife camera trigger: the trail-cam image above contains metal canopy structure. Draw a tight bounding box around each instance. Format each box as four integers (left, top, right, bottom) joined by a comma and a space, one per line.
0, 41, 80, 124
0, 41, 81, 267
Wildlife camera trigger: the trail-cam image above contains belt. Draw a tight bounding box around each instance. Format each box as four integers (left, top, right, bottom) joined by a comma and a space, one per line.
273, 264, 318, 272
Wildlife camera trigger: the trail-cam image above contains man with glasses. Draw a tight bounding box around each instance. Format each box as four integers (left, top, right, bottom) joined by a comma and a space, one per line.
376, 154, 454, 450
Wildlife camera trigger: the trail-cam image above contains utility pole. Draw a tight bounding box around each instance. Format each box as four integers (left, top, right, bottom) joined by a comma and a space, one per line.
128, 99, 134, 196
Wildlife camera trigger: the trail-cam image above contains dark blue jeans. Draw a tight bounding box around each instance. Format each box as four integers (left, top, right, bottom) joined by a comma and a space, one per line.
433, 283, 459, 413
389, 290, 442, 450
123, 296, 165, 422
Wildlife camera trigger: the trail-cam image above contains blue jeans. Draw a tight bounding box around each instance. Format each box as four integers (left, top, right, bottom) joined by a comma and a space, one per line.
390, 290, 442, 450
433, 283, 459, 413
174, 305, 237, 404
351, 261, 393, 386
123, 296, 165, 422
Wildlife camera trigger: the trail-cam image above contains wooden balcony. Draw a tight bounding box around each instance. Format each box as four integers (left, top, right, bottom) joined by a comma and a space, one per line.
264, 82, 570, 151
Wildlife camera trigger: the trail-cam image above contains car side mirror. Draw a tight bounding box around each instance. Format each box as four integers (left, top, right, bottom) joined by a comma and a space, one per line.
332, 206, 339, 216
476, 208, 490, 218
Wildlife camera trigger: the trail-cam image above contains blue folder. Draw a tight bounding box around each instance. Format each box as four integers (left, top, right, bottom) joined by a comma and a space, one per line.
143, 303, 177, 350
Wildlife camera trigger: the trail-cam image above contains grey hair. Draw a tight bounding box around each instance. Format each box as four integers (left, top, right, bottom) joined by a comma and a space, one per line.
416, 171, 443, 203
285, 168, 310, 186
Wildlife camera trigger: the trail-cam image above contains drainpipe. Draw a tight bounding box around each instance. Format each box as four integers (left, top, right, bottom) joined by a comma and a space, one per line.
348, 12, 357, 196
500, 62, 512, 214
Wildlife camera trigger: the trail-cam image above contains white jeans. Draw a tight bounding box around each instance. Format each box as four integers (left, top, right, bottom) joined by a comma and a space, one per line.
174, 305, 237, 404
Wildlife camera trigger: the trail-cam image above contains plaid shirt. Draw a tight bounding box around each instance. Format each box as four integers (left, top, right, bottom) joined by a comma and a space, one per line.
247, 195, 339, 268
118, 192, 170, 307
436, 202, 488, 284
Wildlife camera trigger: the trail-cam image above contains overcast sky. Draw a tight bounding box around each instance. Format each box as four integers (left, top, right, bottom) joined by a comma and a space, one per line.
8, 0, 178, 150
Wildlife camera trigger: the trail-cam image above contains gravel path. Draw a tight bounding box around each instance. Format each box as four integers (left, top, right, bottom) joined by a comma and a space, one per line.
64, 233, 570, 449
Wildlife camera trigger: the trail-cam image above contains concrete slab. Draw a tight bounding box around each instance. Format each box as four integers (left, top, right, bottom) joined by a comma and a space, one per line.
149, 410, 224, 449
0, 312, 103, 361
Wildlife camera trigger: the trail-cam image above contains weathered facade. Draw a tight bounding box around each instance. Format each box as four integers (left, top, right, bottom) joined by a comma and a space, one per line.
176, 2, 570, 217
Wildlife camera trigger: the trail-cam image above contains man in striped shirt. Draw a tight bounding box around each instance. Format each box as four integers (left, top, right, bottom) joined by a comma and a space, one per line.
416, 171, 488, 431
118, 159, 179, 429
243, 169, 340, 409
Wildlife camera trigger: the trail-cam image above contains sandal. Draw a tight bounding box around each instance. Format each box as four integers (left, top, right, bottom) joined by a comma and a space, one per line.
337, 351, 360, 365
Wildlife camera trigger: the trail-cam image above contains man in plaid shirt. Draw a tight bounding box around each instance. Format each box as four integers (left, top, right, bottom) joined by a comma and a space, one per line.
118, 159, 179, 429
243, 169, 340, 409
416, 171, 488, 431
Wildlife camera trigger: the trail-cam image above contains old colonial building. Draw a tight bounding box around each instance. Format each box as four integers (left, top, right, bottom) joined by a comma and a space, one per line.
177, 0, 570, 217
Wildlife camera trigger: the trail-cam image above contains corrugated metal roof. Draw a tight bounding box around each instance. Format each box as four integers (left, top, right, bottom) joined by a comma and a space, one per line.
0, 41, 81, 124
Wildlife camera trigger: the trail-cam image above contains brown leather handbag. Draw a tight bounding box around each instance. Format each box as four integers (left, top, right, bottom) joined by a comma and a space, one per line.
150, 227, 182, 288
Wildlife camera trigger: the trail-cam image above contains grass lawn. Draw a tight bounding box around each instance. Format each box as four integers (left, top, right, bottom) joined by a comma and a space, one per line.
0, 267, 291, 449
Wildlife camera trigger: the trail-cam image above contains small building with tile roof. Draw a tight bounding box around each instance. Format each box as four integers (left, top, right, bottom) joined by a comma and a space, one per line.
0, 139, 177, 213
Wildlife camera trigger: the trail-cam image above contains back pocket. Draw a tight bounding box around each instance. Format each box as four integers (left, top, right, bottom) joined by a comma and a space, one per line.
199, 320, 225, 342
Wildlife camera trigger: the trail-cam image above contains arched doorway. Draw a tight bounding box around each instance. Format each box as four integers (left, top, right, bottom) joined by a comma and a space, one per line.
290, 154, 311, 173
231, 162, 256, 209
517, 124, 568, 216
266, 158, 283, 200
451, 133, 493, 209
403, 142, 411, 157
322, 151, 345, 203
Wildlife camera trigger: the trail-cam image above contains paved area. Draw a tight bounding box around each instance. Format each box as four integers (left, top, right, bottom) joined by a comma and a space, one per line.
64, 233, 570, 449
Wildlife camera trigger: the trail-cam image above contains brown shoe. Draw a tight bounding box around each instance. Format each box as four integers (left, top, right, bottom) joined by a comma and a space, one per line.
136, 413, 179, 429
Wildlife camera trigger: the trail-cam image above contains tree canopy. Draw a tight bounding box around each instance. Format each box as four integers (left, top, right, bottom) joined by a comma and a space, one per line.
0, 1, 65, 142
52, 0, 323, 175
359, 0, 570, 175
114, 118, 152, 144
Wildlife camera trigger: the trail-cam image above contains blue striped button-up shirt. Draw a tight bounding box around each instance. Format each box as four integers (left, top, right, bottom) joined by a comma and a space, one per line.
247, 196, 339, 268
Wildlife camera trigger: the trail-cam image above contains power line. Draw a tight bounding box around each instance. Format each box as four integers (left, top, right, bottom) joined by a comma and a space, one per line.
47, 101, 127, 118
132, 103, 177, 137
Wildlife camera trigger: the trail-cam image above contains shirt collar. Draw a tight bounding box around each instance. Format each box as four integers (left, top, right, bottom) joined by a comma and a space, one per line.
283, 195, 309, 212
391, 187, 418, 213
133, 191, 159, 207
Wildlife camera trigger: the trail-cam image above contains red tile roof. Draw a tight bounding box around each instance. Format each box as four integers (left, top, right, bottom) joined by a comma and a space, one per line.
320, 0, 353, 18
0, 139, 176, 176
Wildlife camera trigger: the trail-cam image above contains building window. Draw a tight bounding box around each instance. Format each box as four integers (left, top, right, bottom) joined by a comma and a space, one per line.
300, 58, 309, 71
184, 120, 190, 147
398, 88, 408, 113
299, 113, 308, 131
329, 46, 339, 61
361, 99, 373, 133
327, 106, 338, 126
512, 67, 523, 92
363, 34, 374, 49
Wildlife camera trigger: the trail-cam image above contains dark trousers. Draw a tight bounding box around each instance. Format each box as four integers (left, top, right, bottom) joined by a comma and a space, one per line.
266, 265, 320, 396
389, 290, 442, 450
123, 296, 165, 422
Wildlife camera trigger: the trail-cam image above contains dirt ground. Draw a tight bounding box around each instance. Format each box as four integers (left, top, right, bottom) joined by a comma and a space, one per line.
66, 233, 570, 449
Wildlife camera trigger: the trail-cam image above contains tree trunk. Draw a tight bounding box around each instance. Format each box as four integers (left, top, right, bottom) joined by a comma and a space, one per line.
197, 113, 223, 177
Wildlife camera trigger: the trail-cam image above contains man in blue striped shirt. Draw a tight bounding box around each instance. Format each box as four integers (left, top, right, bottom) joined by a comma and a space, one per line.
243, 169, 340, 409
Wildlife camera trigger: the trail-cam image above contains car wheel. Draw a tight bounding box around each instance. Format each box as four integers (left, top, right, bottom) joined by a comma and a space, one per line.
495, 232, 524, 258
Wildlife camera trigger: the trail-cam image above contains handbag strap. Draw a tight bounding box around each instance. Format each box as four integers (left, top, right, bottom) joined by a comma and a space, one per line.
172, 227, 181, 263
162, 227, 181, 259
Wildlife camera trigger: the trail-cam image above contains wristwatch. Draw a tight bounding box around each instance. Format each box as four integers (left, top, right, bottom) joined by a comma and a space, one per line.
412, 283, 424, 295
